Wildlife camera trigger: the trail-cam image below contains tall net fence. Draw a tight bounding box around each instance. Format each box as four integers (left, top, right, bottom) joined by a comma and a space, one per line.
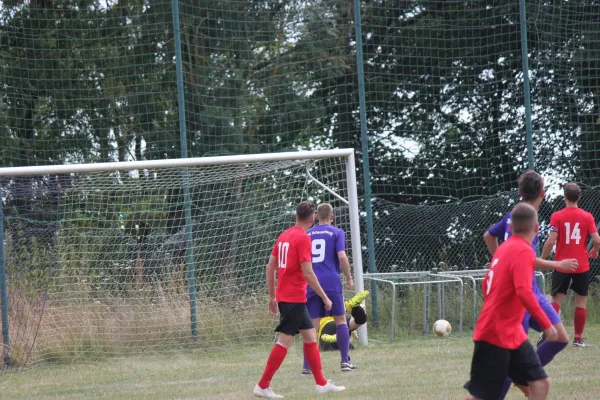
0, 156, 353, 370
527, 2, 600, 187
363, 1, 526, 201
2, 0, 600, 361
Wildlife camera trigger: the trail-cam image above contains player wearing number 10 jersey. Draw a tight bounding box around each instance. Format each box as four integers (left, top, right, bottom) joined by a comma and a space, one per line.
541, 183, 600, 347
253, 201, 345, 398
465, 203, 555, 400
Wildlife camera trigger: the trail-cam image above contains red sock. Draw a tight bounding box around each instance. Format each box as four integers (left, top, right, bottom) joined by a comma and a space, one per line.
551, 302, 560, 313
258, 343, 288, 389
574, 307, 587, 340
303, 342, 328, 386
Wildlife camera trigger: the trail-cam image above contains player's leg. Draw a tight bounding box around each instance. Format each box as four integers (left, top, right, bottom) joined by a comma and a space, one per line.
530, 295, 568, 365
537, 273, 569, 347
299, 306, 346, 393
499, 297, 566, 400
496, 313, 532, 399
344, 290, 369, 312
550, 270, 570, 314
302, 294, 325, 374
463, 341, 510, 400
508, 341, 549, 400
254, 302, 300, 398
329, 291, 354, 370
571, 271, 590, 346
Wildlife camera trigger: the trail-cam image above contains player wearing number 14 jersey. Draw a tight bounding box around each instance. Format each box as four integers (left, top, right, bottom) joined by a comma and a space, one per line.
253, 201, 345, 398
541, 183, 600, 347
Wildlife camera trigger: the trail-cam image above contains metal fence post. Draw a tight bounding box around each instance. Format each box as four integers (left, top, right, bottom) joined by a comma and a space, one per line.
171, 0, 198, 343
0, 197, 10, 364
519, 0, 534, 171
353, 0, 379, 326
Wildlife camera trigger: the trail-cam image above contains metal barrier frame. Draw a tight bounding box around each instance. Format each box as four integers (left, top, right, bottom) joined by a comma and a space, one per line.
363, 272, 464, 342
438, 269, 546, 327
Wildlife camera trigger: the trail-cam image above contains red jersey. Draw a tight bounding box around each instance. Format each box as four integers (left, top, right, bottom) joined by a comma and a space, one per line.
549, 207, 597, 273
474, 236, 551, 349
270, 226, 312, 303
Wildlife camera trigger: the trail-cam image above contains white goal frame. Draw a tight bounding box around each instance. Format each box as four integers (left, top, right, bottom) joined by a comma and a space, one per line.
0, 148, 369, 346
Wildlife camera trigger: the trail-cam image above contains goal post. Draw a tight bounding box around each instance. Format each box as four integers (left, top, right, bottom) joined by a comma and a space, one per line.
0, 149, 367, 369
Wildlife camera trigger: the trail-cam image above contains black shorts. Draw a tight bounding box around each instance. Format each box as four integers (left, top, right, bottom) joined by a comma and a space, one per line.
464, 340, 547, 400
552, 270, 591, 297
275, 302, 313, 336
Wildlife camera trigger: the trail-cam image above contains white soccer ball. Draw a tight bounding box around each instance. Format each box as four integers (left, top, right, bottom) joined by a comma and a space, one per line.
433, 319, 452, 337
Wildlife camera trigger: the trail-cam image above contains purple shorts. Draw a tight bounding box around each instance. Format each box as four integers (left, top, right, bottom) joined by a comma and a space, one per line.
306, 291, 345, 318
522, 293, 561, 333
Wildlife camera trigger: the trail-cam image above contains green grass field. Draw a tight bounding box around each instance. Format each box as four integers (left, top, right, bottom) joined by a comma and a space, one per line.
2, 326, 600, 400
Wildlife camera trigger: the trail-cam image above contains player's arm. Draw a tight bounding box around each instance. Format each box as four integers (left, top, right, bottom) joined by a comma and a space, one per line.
483, 231, 499, 256
535, 257, 577, 272
338, 251, 353, 289
588, 214, 600, 259
336, 231, 352, 288
483, 218, 505, 255
266, 255, 278, 315
266, 255, 277, 299
541, 231, 558, 260
513, 252, 553, 334
589, 232, 600, 259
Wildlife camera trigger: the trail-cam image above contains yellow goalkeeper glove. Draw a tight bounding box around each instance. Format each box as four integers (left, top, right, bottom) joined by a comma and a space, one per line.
345, 290, 369, 312
321, 334, 337, 343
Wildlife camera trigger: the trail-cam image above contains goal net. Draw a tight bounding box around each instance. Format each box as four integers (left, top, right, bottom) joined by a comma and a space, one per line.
0, 149, 365, 370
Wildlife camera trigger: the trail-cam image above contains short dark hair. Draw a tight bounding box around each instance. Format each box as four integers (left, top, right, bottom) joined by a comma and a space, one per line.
511, 203, 538, 235
296, 200, 315, 222
317, 203, 333, 221
351, 306, 367, 325
518, 170, 544, 202
564, 182, 582, 203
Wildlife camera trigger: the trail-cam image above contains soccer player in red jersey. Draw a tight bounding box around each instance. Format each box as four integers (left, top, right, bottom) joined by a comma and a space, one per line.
483, 171, 574, 398
541, 183, 600, 347
465, 203, 557, 400
253, 201, 346, 398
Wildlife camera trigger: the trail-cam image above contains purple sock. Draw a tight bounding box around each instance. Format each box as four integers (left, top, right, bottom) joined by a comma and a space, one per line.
537, 341, 567, 366
498, 377, 512, 400
336, 324, 350, 363
303, 351, 309, 370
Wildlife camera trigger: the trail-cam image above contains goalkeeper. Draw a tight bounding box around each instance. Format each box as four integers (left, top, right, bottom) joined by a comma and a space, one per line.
302, 291, 369, 375
318, 293, 368, 352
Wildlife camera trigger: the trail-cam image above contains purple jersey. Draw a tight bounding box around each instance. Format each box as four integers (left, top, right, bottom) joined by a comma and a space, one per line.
307, 224, 346, 293
487, 211, 541, 294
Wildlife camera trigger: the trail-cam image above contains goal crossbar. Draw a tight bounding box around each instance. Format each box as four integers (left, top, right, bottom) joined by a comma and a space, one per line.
0, 149, 355, 176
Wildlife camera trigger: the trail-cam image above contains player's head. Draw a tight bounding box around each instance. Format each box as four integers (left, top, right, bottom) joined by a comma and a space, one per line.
296, 200, 315, 227
351, 305, 367, 326
564, 182, 582, 205
316, 203, 334, 224
510, 203, 539, 241
518, 170, 545, 207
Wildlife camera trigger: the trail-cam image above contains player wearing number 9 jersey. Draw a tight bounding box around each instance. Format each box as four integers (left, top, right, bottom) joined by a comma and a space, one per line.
303, 203, 356, 374
254, 201, 346, 398
465, 203, 555, 400
541, 182, 600, 347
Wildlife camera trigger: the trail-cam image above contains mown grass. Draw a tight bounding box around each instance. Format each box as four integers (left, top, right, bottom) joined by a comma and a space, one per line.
5, 277, 599, 367
2, 324, 600, 399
